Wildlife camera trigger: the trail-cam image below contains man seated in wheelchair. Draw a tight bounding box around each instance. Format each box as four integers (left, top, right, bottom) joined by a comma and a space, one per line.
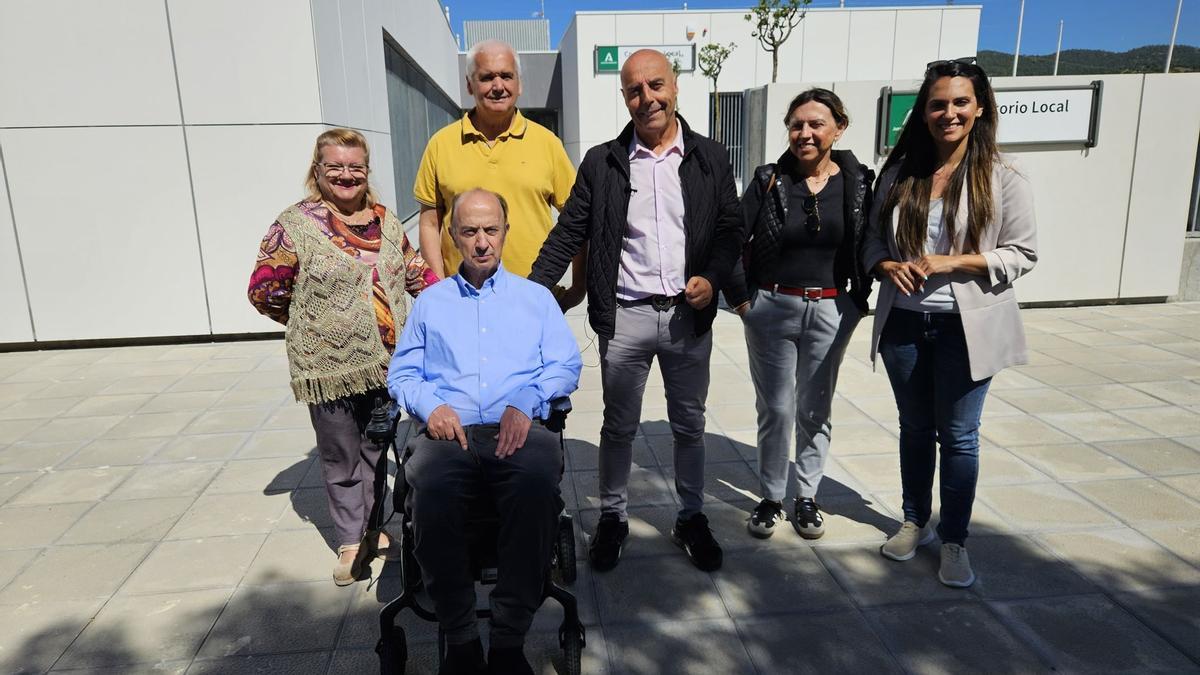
387, 188, 583, 675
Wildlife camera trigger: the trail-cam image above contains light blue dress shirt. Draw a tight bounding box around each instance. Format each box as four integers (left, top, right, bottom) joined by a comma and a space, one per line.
387, 265, 583, 424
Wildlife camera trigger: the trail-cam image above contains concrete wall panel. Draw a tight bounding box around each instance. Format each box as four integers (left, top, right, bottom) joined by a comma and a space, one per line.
938, 9, 981, 62
559, 21, 581, 155
576, 15, 622, 154
987, 74, 1143, 303
801, 12, 850, 82
363, 129, 398, 211
0, 0, 180, 127
362, 0, 393, 135
187, 124, 326, 335
662, 13, 701, 51
169, 0, 322, 125
707, 13, 758, 93
614, 14, 665, 45
891, 10, 942, 80
374, 0, 460, 103
2, 127, 209, 340
311, 0, 352, 129
847, 11, 896, 82
1120, 73, 1200, 297
0, 157, 33, 343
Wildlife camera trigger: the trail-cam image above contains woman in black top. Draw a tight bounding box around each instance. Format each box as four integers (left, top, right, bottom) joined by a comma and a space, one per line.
726, 88, 873, 540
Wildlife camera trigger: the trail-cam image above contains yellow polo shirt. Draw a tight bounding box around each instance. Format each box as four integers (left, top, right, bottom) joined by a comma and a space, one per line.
414, 110, 575, 278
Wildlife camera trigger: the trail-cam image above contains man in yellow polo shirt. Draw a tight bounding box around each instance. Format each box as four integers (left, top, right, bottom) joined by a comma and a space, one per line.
415, 39, 585, 307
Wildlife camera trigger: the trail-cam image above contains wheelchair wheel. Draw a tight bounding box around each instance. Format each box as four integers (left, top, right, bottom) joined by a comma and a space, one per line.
555, 517, 577, 583
562, 627, 583, 675
376, 625, 407, 674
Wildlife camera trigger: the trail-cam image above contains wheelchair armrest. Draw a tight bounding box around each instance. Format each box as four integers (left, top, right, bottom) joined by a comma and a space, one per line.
543, 396, 572, 434
366, 397, 400, 446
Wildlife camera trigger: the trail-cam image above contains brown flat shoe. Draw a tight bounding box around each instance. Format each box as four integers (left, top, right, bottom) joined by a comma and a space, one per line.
333, 544, 362, 586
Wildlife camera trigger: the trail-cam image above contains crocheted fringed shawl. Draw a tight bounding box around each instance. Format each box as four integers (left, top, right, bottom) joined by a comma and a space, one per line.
276, 204, 411, 404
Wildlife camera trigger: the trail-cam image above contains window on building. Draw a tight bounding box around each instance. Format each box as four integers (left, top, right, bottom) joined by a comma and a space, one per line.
384, 40, 462, 221
709, 92, 745, 184
521, 108, 559, 136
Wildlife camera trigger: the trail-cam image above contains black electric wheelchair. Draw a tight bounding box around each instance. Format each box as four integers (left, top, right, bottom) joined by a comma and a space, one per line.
365, 397, 585, 675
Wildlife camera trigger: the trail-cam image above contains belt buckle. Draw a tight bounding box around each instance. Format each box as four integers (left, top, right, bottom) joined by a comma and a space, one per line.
803, 287, 823, 301
650, 295, 673, 312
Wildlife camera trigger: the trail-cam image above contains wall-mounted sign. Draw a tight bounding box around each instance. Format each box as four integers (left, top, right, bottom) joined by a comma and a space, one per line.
877, 81, 1103, 155
884, 92, 918, 149
594, 44, 697, 73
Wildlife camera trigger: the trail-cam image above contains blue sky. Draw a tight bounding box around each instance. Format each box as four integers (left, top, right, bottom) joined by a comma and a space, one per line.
447, 0, 1198, 53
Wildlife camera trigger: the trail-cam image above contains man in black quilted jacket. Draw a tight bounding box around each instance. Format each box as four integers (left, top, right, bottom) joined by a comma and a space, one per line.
529, 49, 743, 573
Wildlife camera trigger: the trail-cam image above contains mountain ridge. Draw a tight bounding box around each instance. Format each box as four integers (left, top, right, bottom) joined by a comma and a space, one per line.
977, 45, 1199, 76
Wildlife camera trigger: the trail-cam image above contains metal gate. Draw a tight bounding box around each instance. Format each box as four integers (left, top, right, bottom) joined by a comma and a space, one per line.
708, 92, 744, 183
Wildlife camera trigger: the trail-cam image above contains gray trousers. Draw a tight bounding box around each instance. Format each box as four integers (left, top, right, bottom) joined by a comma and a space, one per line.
308, 389, 389, 547
599, 303, 712, 519
743, 291, 860, 501
404, 423, 562, 648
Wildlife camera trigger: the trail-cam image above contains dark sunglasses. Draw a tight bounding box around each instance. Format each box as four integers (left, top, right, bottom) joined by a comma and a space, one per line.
925, 56, 979, 74
802, 194, 821, 233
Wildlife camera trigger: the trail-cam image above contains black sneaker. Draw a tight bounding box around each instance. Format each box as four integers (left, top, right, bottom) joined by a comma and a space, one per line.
440, 637, 486, 675
487, 645, 534, 675
793, 497, 825, 539
588, 512, 628, 572
747, 499, 785, 539
671, 512, 723, 571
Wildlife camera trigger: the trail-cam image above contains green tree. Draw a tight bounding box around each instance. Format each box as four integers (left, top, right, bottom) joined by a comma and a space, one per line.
745, 0, 811, 83
698, 42, 736, 140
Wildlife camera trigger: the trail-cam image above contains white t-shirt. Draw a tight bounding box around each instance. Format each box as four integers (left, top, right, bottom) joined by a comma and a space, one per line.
892, 198, 959, 313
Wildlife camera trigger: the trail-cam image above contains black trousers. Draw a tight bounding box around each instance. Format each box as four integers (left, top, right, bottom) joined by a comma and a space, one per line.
404, 423, 562, 648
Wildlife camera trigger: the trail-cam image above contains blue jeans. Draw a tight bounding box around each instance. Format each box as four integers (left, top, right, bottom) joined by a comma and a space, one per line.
878, 308, 991, 546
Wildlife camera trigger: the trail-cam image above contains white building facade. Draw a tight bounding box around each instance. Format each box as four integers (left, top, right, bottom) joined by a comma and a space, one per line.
557, 6, 982, 164
1, 3, 1197, 347
0, 0, 460, 344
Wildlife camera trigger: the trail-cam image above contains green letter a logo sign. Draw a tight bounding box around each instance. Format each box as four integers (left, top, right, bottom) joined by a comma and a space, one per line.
597, 46, 619, 72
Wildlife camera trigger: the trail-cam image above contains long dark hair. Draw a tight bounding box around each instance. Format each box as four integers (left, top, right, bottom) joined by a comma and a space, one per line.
881, 60, 999, 259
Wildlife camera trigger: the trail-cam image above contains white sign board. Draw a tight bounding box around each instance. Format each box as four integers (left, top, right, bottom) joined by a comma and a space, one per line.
994, 85, 1100, 145
878, 82, 1102, 154
595, 44, 696, 73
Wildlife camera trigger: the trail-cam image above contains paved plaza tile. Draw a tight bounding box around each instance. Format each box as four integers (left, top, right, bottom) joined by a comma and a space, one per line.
0, 302, 1198, 672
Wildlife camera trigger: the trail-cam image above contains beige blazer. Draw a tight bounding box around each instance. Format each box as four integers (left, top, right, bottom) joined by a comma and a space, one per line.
862, 155, 1038, 381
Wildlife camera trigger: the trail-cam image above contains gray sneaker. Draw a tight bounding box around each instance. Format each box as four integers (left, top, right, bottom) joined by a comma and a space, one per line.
938, 543, 976, 588
880, 521, 936, 561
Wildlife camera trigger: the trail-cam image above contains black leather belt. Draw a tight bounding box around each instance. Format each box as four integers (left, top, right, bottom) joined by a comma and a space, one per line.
620, 293, 684, 312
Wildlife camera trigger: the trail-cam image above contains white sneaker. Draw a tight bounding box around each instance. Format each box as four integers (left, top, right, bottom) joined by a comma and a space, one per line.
938, 543, 976, 588
880, 522, 936, 561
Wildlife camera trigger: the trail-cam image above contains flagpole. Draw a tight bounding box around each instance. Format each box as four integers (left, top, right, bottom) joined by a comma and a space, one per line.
1054, 20, 1064, 75
1012, 0, 1026, 77
1166, 0, 1183, 73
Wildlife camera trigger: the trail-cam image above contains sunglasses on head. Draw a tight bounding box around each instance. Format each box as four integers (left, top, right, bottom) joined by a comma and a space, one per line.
925, 56, 979, 75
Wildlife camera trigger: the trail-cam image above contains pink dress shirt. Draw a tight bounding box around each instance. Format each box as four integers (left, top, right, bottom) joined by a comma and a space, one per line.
617, 126, 687, 301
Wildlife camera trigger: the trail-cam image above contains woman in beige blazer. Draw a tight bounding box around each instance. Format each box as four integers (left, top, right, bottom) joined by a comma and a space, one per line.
861, 59, 1037, 588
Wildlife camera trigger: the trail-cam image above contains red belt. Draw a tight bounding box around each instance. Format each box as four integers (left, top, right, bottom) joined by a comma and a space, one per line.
759, 283, 838, 300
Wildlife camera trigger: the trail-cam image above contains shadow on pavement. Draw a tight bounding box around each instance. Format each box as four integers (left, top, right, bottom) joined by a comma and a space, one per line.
6, 419, 1197, 674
